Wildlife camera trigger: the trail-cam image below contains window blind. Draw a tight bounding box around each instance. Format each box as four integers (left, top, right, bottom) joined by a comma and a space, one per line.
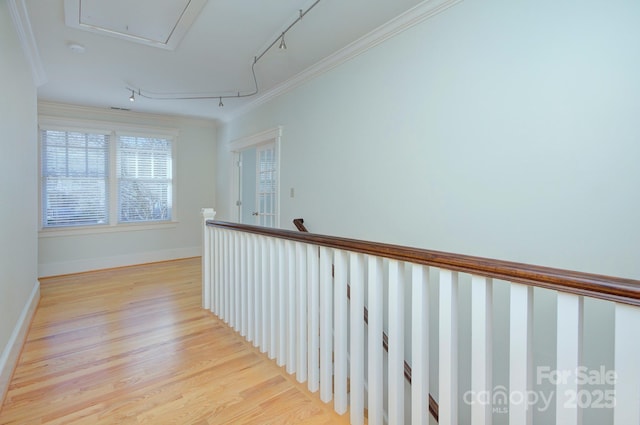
117, 135, 173, 223
41, 130, 110, 227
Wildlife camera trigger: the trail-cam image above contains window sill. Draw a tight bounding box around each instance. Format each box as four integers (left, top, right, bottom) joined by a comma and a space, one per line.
38, 221, 179, 238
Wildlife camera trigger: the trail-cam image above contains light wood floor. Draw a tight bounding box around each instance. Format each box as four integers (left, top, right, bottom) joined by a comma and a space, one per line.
0, 258, 350, 425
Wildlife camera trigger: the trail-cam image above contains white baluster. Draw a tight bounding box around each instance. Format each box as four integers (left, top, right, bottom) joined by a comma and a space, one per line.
269, 237, 277, 360
253, 235, 261, 348
210, 230, 216, 312
614, 303, 640, 425
439, 269, 459, 425
368, 256, 384, 425
277, 238, 286, 367
350, 252, 365, 425
308, 244, 320, 393
319, 246, 333, 403
412, 264, 429, 425
509, 283, 533, 425
297, 242, 308, 383
222, 230, 229, 323
388, 260, 405, 425
471, 275, 493, 425
229, 230, 235, 328
240, 233, 247, 337
213, 227, 221, 315
286, 240, 296, 374
232, 232, 242, 331
555, 292, 583, 425
261, 236, 269, 354
334, 249, 349, 414
247, 233, 255, 343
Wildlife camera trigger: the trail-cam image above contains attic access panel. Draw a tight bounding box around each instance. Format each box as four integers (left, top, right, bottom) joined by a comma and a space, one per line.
64, 0, 207, 50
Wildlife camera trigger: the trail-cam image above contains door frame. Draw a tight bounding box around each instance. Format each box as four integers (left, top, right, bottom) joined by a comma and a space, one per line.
228, 126, 282, 227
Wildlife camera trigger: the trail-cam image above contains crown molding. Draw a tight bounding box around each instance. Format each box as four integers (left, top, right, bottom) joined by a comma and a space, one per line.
225, 0, 463, 122
7, 0, 46, 86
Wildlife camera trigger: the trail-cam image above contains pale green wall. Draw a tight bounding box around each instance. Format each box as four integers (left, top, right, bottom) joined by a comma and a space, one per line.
218, 0, 640, 280
0, 0, 38, 380
37, 103, 217, 276
216, 0, 639, 423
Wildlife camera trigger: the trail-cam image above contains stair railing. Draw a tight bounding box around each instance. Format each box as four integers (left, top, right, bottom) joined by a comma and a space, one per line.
201, 209, 640, 425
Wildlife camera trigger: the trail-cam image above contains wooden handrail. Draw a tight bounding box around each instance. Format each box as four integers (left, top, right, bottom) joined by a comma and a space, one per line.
293, 218, 309, 232
207, 220, 640, 307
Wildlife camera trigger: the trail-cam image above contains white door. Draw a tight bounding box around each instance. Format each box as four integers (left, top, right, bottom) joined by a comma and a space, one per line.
239, 147, 257, 225
255, 143, 277, 227
231, 127, 281, 228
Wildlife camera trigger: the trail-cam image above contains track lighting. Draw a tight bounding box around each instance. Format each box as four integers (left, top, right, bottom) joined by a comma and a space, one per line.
125, 0, 321, 105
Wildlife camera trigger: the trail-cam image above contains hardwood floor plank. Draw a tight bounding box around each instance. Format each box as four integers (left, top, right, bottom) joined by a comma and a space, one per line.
0, 258, 349, 425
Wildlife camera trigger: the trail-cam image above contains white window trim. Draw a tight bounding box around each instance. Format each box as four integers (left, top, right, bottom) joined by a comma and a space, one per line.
38, 116, 179, 235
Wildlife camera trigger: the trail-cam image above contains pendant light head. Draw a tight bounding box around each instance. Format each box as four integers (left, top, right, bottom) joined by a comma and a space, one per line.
129, 90, 135, 102
279, 33, 287, 50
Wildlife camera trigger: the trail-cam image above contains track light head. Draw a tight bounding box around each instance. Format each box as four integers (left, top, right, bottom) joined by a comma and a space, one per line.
129, 90, 135, 102
279, 33, 287, 50
219, 97, 224, 107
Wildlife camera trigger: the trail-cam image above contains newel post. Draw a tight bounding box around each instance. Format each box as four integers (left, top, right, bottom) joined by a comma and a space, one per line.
201, 208, 217, 310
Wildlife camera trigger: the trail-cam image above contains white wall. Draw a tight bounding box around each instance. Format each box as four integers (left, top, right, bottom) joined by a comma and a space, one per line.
218, 0, 640, 280
0, 0, 39, 402
216, 0, 639, 423
38, 102, 217, 276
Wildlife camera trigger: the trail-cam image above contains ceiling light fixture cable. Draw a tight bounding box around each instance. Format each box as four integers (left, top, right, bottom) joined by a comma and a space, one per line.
125, 0, 321, 105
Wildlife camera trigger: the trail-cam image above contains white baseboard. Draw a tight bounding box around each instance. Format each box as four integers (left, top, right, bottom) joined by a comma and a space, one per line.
0, 280, 40, 405
38, 246, 201, 277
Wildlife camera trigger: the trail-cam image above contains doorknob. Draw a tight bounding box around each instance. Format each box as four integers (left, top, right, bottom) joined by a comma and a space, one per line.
252, 212, 259, 216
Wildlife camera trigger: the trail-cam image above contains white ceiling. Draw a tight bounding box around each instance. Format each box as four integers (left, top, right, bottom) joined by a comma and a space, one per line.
22, 0, 426, 120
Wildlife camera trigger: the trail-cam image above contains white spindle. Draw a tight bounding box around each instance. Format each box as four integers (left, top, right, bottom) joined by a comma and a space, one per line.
277, 238, 286, 367
307, 244, 320, 393
269, 237, 277, 360
247, 234, 255, 343
471, 275, 493, 425
239, 233, 247, 337
334, 249, 349, 414
261, 236, 269, 354
286, 240, 296, 374
319, 246, 333, 403
253, 235, 261, 348
209, 227, 216, 312
439, 269, 459, 425
555, 292, 583, 425
509, 283, 533, 425
350, 252, 365, 425
222, 230, 229, 323
388, 260, 405, 425
213, 227, 220, 315
412, 264, 429, 425
229, 231, 236, 328
368, 256, 384, 425
233, 232, 240, 331
614, 303, 640, 425
296, 242, 308, 383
